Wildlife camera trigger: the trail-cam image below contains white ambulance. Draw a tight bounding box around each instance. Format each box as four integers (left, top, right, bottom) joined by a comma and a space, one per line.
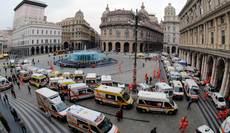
67, 105, 119, 133
184, 79, 200, 101
68, 83, 94, 101
85, 73, 97, 88
154, 82, 173, 97
136, 91, 178, 115
73, 70, 84, 82
101, 75, 113, 86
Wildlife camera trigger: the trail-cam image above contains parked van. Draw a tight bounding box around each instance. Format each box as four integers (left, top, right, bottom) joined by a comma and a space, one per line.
184, 79, 200, 101
0, 76, 13, 91
101, 75, 113, 86
62, 72, 72, 79
19, 70, 31, 82
171, 80, 184, 100
67, 105, 119, 133
73, 70, 84, 82
49, 77, 64, 90
35, 87, 69, 119
85, 73, 97, 88
58, 79, 75, 94
29, 73, 48, 88
136, 91, 178, 115
154, 82, 173, 97
169, 71, 181, 81
95, 85, 133, 109
68, 83, 94, 101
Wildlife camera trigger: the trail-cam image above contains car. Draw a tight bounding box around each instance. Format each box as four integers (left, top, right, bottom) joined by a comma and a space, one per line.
195, 125, 214, 133
204, 84, 217, 97
211, 92, 226, 109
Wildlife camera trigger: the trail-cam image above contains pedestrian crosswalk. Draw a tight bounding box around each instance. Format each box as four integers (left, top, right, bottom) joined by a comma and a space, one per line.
8, 97, 70, 133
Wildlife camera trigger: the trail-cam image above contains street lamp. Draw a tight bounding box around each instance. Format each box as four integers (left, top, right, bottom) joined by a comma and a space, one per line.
133, 9, 138, 90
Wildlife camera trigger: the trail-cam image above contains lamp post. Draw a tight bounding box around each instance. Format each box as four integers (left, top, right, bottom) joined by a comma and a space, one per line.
133, 9, 138, 90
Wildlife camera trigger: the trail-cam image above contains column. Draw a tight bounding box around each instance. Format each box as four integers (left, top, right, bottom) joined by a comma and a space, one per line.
196, 54, 200, 70
210, 57, 217, 86
220, 61, 229, 95
226, 13, 230, 50
120, 43, 124, 53
201, 55, 207, 80
191, 54, 195, 67
223, 72, 230, 97
214, 18, 218, 49
112, 42, 115, 51
106, 43, 109, 52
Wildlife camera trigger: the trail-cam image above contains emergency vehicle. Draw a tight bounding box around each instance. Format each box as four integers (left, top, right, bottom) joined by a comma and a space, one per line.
101, 75, 113, 86
220, 116, 230, 133
35, 88, 69, 119
67, 105, 119, 133
85, 73, 98, 88
154, 82, 173, 97
58, 79, 75, 94
19, 70, 31, 82
68, 83, 94, 101
0, 76, 13, 91
136, 91, 178, 115
29, 73, 48, 88
184, 79, 200, 101
62, 72, 72, 79
48, 70, 61, 78
171, 80, 184, 100
49, 77, 64, 90
73, 70, 84, 82
94, 85, 133, 109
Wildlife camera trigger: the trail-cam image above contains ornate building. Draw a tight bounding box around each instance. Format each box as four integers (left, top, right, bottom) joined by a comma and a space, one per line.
57, 10, 99, 51
11, 0, 62, 57
100, 3, 163, 53
0, 30, 13, 53
178, 0, 230, 96
162, 3, 180, 54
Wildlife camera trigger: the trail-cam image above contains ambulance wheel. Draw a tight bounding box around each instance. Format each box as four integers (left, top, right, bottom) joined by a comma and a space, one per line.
167, 111, 174, 115
142, 109, 147, 113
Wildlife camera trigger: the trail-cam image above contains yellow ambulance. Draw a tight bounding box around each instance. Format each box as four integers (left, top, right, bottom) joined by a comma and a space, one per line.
29, 73, 48, 88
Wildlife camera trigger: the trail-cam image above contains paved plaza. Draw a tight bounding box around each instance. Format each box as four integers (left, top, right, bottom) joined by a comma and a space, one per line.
0, 53, 207, 133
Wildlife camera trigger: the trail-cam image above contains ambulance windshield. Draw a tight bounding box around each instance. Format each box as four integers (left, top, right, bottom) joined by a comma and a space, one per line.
122, 92, 130, 101
98, 117, 112, 133
55, 102, 67, 112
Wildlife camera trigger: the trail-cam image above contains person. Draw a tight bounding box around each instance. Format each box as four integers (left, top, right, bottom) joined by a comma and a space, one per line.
149, 77, 153, 84
150, 127, 157, 133
143, 63, 145, 68
179, 116, 189, 133
28, 86, 31, 95
146, 76, 149, 84
187, 99, 193, 110
17, 81, 20, 89
119, 107, 123, 120
10, 107, 19, 121
203, 91, 209, 101
116, 109, 122, 121
18, 118, 26, 133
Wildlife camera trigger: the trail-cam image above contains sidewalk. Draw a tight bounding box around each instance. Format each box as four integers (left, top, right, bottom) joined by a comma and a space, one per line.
0, 101, 23, 133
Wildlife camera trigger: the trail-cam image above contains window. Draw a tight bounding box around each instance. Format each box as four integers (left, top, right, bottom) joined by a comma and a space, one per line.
46, 30, 48, 34
164, 102, 172, 109
41, 30, 43, 34
109, 29, 112, 35
90, 125, 100, 133
116, 30, 120, 38
221, 30, 225, 45
37, 40, 39, 44
211, 32, 214, 44
51, 105, 57, 112
105, 94, 115, 100
87, 89, 93, 93
168, 26, 170, 31
104, 30, 106, 35
138, 100, 144, 104
77, 120, 88, 129
41, 40, 43, 43
79, 90, 87, 95
173, 38, 175, 43
117, 96, 124, 102
220, 16, 225, 24
50, 30, 52, 35
32, 40, 34, 44
145, 101, 162, 108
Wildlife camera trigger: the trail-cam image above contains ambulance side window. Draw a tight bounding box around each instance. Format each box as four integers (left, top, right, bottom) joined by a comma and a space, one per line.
77, 120, 88, 129
106, 94, 115, 100
117, 96, 124, 102
79, 90, 87, 94
51, 105, 57, 111
90, 125, 100, 133
164, 102, 172, 109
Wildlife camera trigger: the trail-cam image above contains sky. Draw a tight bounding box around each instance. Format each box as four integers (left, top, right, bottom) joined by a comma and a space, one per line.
0, 0, 187, 32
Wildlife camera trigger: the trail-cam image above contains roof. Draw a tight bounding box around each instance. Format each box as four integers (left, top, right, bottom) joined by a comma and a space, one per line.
67, 105, 103, 124
58, 79, 75, 84
185, 79, 198, 87
32, 73, 45, 77
35, 87, 58, 98
138, 91, 168, 100
96, 85, 123, 94
155, 82, 172, 90
20, 70, 28, 73
68, 83, 88, 90
86, 73, 97, 79
138, 83, 150, 89
74, 70, 84, 75
63, 72, 71, 75
14, 0, 47, 11
49, 77, 64, 81
101, 75, 112, 82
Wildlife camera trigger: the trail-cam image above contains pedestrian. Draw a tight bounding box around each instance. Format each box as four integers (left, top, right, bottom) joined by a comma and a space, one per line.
45, 111, 52, 122
119, 107, 123, 120
10, 108, 19, 121
17, 81, 20, 89
28, 86, 31, 94
150, 127, 157, 133
203, 91, 209, 101
149, 77, 152, 84
11, 89, 16, 98
187, 99, 193, 110
4, 67, 7, 73
115, 109, 122, 121
0, 93, 2, 101
146, 76, 149, 84
179, 116, 189, 133
18, 118, 26, 133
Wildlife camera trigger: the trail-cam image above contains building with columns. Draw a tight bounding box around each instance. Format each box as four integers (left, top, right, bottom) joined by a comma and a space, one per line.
57, 10, 99, 51
162, 3, 180, 55
178, 0, 230, 96
100, 3, 163, 53
11, 0, 62, 57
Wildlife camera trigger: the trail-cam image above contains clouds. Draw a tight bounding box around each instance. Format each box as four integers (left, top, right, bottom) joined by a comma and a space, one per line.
0, 0, 186, 32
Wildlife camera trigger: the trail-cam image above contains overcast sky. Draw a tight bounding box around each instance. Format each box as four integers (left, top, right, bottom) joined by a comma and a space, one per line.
0, 0, 186, 32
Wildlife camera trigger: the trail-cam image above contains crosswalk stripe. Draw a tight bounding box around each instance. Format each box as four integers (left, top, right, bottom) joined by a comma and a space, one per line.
10, 98, 60, 133
9, 99, 42, 133
15, 97, 70, 133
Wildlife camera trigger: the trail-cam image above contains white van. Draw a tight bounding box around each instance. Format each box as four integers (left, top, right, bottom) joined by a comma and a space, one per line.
68, 83, 94, 101
49, 77, 64, 90
101, 75, 113, 86
171, 80, 184, 100
154, 82, 173, 97
67, 105, 119, 133
211, 92, 226, 109
184, 79, 200, 101
85, 73, 97, 87
136, 91, 178, 115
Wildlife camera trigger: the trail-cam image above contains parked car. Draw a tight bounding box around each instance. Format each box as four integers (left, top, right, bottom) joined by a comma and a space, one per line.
195, 125, 214, 133
211, 92, 226, 109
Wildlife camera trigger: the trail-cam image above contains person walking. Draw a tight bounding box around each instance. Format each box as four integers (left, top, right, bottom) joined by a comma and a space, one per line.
17, 81, 20, 90
149, 77, 153, 84
28, 85, 31, 95
150, 127, 157, 133
115, 109, 122, 122
18, 118, 26, 133
10, 107, 19, 121
179, 116, 189, 133
187, 99, 193, 110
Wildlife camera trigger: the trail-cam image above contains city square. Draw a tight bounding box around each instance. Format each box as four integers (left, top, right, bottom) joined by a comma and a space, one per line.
0, 0, 230, 133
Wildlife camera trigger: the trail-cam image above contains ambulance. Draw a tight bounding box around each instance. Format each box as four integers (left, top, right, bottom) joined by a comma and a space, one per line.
136, 91, 178, 115
49, 77, 64, 90
0, 76, 13, 91
19, 70, 31, 82
85, 73, 98, 88
62, 72, 72, 79
184, 79, 200, 101
154, 82, 173, 97
68, 83, 94, 101
171, 80, 184, 100
67, 105, 119, 133
29, 73, 48, 88
94, 85, 133, 109
101, 75, 113, 86
57, 79, 75, 94
35, 88, 69, 120
48, 70, 61, 78
73, 70, 84, 83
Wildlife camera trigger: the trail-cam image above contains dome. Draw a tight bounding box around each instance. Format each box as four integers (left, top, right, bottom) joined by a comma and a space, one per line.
139, 2, 148, 15
103, 4, 110, 16
75, 10, 84, 18
165, 3, 176, 16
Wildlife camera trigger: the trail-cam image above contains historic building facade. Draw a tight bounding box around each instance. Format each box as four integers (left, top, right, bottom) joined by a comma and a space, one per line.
57, 10, 99, 51
178, 0, 230, 96
100, 3, 163, 53
162, 3, 180, 54
11, 0, 62, 57
0, 30, 13, 53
